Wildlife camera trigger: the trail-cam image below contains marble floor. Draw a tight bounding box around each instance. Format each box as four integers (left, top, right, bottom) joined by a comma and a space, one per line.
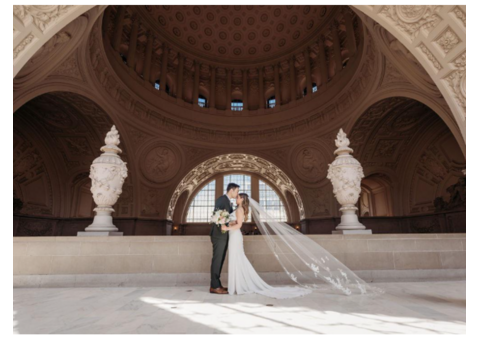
13, 281, 465, 334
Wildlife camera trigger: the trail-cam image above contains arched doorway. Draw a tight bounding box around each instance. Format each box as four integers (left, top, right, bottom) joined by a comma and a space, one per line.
13, 91, 135, 235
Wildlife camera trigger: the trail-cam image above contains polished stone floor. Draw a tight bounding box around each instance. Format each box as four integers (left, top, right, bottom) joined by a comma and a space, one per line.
13, 281, 465, 334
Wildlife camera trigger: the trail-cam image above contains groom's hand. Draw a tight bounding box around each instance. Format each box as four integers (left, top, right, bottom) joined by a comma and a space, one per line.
221, 225, 229, 231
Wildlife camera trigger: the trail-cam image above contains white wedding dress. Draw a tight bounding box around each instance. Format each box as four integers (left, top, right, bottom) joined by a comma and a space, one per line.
227, 208, 312, 299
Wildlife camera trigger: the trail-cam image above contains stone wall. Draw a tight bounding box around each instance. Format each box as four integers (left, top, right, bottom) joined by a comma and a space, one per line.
13, 233, 466, 287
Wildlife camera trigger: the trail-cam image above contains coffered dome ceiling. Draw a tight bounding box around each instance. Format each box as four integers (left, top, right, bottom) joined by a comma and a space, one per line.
141, 5, 335, 64
100, 4, 366, 128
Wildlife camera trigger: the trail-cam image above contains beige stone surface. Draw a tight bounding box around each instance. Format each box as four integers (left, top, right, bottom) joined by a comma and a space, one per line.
14, 234, 466, 279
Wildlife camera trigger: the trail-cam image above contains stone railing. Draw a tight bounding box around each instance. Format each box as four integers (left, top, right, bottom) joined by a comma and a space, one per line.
13, 233, 465, 287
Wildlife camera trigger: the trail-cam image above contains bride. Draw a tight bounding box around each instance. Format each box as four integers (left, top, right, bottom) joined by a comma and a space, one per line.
221, 193, 384, 299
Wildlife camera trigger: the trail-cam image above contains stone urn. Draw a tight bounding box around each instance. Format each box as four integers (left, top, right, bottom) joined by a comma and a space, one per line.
85, 125, 128, 232
327, 129, 366, 231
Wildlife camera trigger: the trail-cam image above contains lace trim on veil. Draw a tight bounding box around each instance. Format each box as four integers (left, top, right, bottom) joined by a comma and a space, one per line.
249, 198, 385, 296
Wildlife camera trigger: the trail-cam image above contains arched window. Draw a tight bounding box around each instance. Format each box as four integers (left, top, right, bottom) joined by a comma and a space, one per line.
231, 99, 243, 111
182, 169, 300, 224
153, 80, 170, 94
198, 94, 207, 108
224, 174, 251, 221
267, 96, 276, 109
186, 180, 216, 222
259, 180, 287, 221
303, 83, 317, 96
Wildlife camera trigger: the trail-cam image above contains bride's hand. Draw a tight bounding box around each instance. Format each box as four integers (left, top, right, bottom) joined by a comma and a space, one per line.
221, 225, 229, 231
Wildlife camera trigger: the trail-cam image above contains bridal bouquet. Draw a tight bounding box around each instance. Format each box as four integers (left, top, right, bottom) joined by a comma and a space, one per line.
210, 209, 230, 234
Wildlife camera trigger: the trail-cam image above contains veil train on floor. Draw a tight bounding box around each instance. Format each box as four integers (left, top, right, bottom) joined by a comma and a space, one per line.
249, 198, 385, 296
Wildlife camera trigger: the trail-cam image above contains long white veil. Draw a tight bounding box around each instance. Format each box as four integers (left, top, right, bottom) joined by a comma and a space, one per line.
249, 198, 385, 296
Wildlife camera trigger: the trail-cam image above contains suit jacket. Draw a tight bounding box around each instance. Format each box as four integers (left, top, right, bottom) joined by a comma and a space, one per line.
210, 194, 233, 239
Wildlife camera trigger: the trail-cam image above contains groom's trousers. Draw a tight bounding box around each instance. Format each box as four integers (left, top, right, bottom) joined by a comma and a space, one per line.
210, 235, 228, 289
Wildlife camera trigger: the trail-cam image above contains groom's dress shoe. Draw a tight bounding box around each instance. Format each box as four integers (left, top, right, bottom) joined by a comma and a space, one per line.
210, 287, 228, 294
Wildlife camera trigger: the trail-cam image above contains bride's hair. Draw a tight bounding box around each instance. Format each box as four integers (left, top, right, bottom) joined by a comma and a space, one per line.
239, 193, 249, 221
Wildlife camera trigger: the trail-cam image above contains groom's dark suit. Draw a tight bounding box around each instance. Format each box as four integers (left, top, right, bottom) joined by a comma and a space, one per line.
210, 194, 233, 289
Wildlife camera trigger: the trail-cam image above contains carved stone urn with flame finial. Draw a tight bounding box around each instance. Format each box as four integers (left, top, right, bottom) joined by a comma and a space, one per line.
79, 126, 128, 235
327, 129, 371, 234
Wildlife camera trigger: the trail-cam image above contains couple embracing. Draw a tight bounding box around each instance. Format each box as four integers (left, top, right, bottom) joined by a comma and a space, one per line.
209, 183, 385, 299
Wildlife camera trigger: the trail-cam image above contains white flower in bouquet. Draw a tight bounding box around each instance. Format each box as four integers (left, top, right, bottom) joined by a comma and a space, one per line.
210, 209, 230, 234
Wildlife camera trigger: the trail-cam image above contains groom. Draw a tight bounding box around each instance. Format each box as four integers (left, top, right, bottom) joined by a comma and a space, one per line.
209, 182, 240, 294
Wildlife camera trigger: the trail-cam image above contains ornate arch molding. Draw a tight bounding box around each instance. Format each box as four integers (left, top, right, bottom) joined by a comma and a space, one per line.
13, 81, 127, 139
13, 14, 89, 91
167, 154, 306, 221
352, 5, 466, 142
13, 6, 102, 78
344, 89, 465, 156
14, 5, 466, 144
